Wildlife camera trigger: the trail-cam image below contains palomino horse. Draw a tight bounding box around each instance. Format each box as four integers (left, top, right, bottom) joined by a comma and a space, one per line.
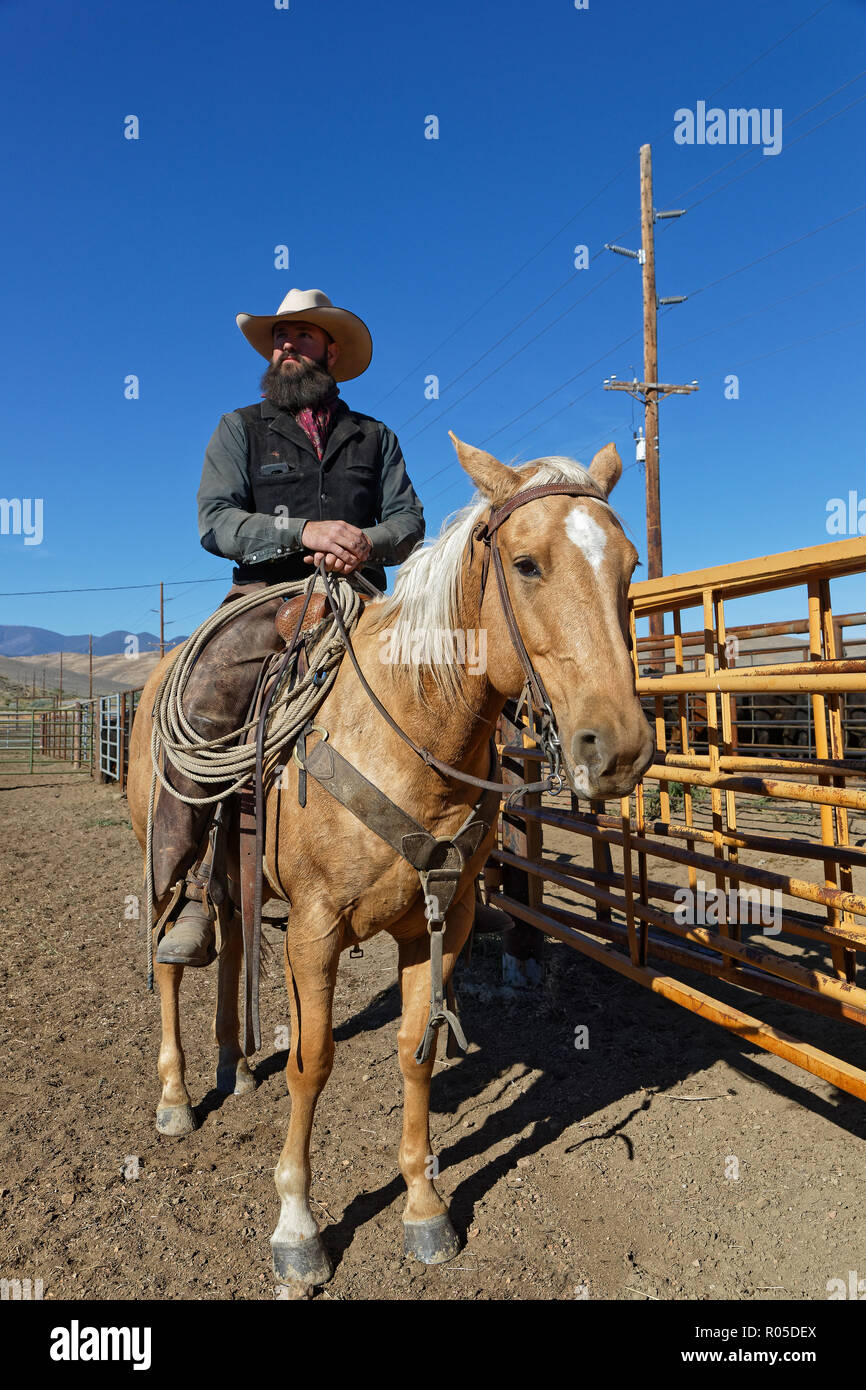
127, 436, 653, 1286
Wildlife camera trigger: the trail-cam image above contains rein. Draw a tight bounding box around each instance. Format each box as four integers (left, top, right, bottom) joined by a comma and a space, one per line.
315, 478, 615, 803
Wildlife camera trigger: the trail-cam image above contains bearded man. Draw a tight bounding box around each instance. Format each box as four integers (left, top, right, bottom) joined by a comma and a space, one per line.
151, 288, 424, 966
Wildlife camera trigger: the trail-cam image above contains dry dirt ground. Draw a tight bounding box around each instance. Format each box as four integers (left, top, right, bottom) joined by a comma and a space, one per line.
1, 766, 865, 1302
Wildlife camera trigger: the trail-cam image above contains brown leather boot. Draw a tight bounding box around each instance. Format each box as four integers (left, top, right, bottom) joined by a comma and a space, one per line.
156, 894, 217, 967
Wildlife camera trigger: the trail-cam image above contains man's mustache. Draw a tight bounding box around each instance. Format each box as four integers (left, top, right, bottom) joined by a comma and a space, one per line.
279, 351, 322, 367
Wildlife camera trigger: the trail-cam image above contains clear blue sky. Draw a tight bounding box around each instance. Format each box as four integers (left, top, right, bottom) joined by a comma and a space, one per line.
1, 0, 864, 646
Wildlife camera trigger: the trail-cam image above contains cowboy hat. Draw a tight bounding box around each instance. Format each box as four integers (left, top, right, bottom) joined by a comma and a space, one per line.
236, 287, 372, 382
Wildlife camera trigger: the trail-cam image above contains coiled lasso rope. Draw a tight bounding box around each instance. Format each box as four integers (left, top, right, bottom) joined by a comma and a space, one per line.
144, 575, 363, 987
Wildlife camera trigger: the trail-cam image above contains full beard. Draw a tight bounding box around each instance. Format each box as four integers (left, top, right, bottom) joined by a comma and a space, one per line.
260, 354, 339, 411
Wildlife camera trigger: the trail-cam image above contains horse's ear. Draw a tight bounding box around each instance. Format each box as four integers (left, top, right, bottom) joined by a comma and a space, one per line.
587, 442, 622, 497
449, 432, 519, 507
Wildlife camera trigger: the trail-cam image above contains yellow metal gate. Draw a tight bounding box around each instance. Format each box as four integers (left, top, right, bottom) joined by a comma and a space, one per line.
487, 536, 866, 1101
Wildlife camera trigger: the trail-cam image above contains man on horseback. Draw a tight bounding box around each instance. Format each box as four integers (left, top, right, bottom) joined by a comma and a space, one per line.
151, 287, 424, 967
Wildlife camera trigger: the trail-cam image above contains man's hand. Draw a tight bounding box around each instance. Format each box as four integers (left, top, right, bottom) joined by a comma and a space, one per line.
302, 520, 372, 574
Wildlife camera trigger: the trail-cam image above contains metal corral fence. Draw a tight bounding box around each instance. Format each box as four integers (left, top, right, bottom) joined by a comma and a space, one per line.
634, 610, 865, 763
0, 690, 143, 786
488, 535, 866, 1103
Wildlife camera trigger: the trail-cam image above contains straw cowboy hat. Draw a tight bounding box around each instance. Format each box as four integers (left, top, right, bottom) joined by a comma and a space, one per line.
236, 287, 373, 382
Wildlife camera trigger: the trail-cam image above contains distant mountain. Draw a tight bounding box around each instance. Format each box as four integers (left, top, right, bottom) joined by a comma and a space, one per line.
0, 626, 188, 657
0, 652, 164, 699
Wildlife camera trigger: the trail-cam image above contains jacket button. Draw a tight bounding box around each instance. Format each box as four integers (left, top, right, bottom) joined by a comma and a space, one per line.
320, 492, 326, 500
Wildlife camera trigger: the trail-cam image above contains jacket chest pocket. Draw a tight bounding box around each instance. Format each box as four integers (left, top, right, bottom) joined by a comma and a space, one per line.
259, 458, 297, 478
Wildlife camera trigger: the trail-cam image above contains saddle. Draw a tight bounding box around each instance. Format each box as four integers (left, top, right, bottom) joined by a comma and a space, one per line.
274, 591, 330, 647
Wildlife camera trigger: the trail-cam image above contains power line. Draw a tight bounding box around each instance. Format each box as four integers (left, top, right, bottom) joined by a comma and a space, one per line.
425, 421, 635, 511
570, 70, 866, 305
0, 576, 226, 598
400, 73, 864, 481
444, 206, 865, 457
685, 202, 866, 301
724, 312, 866, 367
393, 265, 607, 433
401, 267, 627, 443
698, 1, 834, 101
424, 314, 866, 514
483, 331, 641, 447
663, 259, 866, 352
417, 190, 861, 494
409, 201, 865, 495
444, 209, 865, 467
371, 162, 635, 412
670, 68, 866, 213
406, 320, 640, 498
373, 3, 835, 423
687, 86, 866, 217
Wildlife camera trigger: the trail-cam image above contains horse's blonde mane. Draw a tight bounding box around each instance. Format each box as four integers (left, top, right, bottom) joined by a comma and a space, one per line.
364, 454, 598, 705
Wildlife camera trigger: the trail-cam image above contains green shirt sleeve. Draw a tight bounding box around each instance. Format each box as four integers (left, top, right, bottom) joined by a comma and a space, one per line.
361, 424, 425, 564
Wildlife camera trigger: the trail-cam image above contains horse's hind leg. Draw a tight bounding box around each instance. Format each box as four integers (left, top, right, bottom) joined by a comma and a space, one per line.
270, 920, 340, 1287
155, 960, 198, 1136
214, 908, 255, 1095
396, 892, 473, 1264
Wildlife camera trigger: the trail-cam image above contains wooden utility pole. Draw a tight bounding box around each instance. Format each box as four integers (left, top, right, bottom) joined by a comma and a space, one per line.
604, 142, 698, 646
159, 582, 165, 659
640, 144, 662, 617
88, 633, 93, 701
59, 650, 63, 705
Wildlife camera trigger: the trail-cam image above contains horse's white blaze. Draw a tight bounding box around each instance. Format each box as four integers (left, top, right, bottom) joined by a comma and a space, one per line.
565, 505, 607, 573
562, 501, 630, 794
564, 503, 620, 651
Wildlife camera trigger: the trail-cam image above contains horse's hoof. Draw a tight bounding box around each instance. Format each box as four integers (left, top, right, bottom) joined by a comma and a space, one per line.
232, 1063, 256, 1096
271, 1235, 333, 1286
403, 1214, 461, 1265
156, 1104, 198, 1137
216, 1057, 255, 1095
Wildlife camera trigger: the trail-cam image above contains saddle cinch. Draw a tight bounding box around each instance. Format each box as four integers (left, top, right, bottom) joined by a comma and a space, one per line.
200, 585, 509, 1063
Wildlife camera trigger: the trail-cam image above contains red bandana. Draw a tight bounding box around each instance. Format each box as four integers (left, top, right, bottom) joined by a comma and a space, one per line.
294, 386, 340, 460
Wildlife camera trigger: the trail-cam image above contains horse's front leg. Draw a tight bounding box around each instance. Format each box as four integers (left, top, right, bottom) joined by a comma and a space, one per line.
396, 890, 474, 1264
214, 907, 255, 1096
270, 918, 340, 1287
155, 959, 198, 1136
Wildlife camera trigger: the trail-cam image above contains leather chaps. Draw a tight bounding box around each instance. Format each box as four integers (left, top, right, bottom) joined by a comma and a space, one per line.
149, 583, 285, 901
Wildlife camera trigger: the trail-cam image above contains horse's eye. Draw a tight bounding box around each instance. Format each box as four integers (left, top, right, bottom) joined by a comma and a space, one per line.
514, 557, 540, 578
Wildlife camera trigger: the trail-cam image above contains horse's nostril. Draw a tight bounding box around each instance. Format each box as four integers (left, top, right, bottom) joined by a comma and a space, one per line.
572, 729, 605, 771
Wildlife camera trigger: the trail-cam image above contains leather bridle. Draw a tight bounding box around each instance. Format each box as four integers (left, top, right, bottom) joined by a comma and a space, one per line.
470, 478, 617, 794
317, 477, 619, 803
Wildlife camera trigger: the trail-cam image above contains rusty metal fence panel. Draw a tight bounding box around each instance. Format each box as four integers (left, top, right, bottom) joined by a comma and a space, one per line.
0, 690, 143, 783
0, 709, 40, 773
487, 535, 866, 1103
0, 705, 90, 774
